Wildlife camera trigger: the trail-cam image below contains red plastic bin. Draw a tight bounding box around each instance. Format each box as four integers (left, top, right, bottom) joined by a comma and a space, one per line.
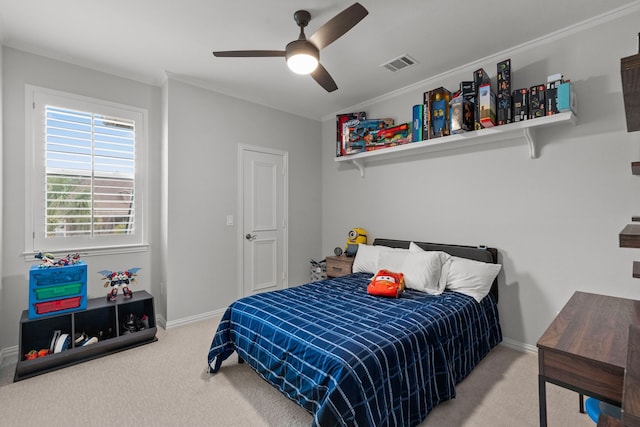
34, 296, 82, 315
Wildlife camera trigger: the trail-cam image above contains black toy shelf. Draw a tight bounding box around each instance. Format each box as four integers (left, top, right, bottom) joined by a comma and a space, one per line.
14, 290, 157, 382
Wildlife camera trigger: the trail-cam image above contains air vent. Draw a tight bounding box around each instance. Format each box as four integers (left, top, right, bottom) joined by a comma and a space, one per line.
380, 54, 418, 72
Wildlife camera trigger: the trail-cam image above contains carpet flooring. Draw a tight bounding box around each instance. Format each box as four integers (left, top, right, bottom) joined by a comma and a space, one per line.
0, 316, 595, 426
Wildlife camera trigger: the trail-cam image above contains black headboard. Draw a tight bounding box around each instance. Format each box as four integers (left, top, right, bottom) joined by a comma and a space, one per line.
372, 238, 499, 302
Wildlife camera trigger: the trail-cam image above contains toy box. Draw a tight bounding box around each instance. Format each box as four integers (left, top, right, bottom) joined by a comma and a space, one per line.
460, 81, 476, 99
343, 118, 394, 154
366, 123, 410, 150
412, 104, 423, 142
497, 59, 511, 95
474, 68, 491, 87
428, 87, 451, 138
545, 75, 563, 116
529, 84, 546, 119
497, 93, 512, 125
422, 91, 431, 139
478, 84, 496, 128
336, 112, 366, 156
450, 95, 474, 134
29, 262, 87, 319
512, 88, 529, 122
557, 82, 576, 114
473, 69, 491, 129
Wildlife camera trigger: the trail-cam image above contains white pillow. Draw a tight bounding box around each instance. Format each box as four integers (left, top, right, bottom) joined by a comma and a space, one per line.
352, 244, 408, 274
445, 256, 501, 303
377, 250, 449, 295
409, 241, 424, 252
408, 242, 451, 290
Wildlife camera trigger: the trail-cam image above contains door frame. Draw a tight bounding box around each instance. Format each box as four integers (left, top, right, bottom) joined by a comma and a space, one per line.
237, 144, 289, 299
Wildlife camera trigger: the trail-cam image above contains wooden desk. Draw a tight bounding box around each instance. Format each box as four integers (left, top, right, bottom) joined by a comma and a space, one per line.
537, 291, 640, 427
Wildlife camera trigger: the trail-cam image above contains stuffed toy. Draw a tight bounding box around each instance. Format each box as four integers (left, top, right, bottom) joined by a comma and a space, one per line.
367, 269, 405, 298
345, 227, 367, 256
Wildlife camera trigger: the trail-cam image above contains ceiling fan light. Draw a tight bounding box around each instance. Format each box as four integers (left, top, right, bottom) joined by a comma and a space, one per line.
287, 53, 319, 75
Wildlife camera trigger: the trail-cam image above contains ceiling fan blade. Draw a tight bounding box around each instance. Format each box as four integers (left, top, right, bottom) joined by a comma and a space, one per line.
308, 2, 368, 50
212, 50, 286, 57
311, 64, 338, 92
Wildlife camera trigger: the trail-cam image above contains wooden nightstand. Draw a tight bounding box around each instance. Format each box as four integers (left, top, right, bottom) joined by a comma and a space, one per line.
325, 255, 354, 278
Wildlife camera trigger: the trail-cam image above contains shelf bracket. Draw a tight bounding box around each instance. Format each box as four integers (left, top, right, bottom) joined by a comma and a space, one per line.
524, 127, 538, 159
352, 159, 365, 177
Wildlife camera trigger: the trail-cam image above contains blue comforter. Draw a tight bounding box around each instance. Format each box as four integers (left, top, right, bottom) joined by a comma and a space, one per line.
208, 273, 501, 427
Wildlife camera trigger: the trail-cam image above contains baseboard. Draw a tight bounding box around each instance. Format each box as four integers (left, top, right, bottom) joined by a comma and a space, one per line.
156, 313, 167, 329
0, 345, 19, 368
500, 337, 538, 354
164, 308, 225, 329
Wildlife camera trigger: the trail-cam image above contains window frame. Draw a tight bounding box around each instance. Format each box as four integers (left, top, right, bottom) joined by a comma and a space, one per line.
25, 85, 148, 256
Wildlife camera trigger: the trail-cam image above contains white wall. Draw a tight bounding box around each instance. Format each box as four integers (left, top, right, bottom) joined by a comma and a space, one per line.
0, 48, 163, 353
163, 78, 322, 324
0, 43, 4, 340
321, 10, 640, 349
0, 49, 324, 353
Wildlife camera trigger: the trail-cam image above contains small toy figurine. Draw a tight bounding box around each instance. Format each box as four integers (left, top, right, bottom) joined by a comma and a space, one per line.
35, 252, 82, 267
35, 252, 56, 267
98, 268, 141, 301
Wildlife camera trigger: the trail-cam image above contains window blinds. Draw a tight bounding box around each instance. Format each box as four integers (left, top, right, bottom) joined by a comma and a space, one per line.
45, 105, 136, 238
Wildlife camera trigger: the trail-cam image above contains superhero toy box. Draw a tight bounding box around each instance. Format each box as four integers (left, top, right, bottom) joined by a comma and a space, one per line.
342, 118, 394, 154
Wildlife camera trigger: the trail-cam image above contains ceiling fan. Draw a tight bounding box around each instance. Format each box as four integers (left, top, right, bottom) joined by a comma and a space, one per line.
212, 2, 368, 93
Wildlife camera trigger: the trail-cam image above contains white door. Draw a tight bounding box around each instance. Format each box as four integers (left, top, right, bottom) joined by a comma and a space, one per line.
239, 146, 288, 297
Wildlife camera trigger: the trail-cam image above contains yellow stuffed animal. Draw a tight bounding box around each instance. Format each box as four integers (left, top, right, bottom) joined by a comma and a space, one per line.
345, 228, 367, 256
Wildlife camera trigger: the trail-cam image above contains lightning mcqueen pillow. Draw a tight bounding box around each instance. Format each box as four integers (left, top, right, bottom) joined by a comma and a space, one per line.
367, 269, 405, 298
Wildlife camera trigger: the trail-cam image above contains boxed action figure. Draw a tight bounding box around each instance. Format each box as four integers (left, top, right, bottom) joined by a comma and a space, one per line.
497, 93, 511, 125
460, 81, 476, 99
343, 118, 394, 154
336, 112, 366, 156
428, 87, 451, 138
478, 84, 496, 128
545, 74, 563, 116
450, 95, 474, 133
557, 81, 576, 114
512, 88, 529, 122
497, 59, 511, 95
422, 91, 431, 139
473, 69, 491, 129
529, 84, 546, 119
412, 104, 423, 142
497, 59, 511, 125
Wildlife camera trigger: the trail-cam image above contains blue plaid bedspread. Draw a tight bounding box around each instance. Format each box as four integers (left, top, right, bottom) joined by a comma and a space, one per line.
208, 273, 502, 427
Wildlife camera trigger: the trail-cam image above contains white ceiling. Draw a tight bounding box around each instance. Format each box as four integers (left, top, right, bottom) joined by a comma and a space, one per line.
1, 0, 638, 120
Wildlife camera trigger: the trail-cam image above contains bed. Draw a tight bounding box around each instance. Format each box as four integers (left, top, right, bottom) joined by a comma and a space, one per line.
208, 239, 502, 427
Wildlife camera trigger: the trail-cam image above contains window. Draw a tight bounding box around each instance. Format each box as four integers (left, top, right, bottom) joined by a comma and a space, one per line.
26, 86, 147, 254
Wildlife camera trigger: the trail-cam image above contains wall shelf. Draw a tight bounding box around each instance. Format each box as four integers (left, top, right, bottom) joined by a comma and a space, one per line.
621, 51, 640, 132
620, 224, 640, 248
335, 112, 576, 177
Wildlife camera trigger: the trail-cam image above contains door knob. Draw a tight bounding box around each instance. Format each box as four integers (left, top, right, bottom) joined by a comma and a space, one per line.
245, 233, 257, 241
